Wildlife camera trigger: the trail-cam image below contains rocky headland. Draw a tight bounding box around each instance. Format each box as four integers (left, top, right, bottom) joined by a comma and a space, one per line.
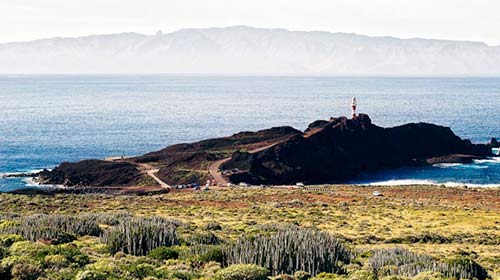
34, 115, 497, 192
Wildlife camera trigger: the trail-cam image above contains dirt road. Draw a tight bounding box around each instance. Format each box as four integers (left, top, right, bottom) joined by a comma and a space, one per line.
140, 163, 171, 189
208, 142, 280, 186
208, 158, 232, 186
105, 158, 171, 189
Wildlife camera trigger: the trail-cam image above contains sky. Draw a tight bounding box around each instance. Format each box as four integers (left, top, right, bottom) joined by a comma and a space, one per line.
1, 0, 500, 45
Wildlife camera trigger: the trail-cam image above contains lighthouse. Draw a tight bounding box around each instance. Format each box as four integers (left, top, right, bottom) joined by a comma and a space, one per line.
351, 97, 357, 119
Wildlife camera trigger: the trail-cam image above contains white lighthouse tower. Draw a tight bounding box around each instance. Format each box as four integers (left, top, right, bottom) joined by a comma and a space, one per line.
351, 97, 357, 119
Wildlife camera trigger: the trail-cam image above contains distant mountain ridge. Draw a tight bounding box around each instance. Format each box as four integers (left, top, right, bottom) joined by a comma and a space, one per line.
2, 26, 500, 75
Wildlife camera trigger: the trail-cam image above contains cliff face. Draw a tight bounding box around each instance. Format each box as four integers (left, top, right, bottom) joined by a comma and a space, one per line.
224, 114, 492, 185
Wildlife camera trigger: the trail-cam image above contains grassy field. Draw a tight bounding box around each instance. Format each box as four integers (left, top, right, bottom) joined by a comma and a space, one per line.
1, 185, 499, 279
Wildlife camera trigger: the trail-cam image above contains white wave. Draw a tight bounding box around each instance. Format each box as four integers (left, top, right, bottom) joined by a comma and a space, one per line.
434, 163, 463, 168
22, 177, 62, 189
360, 179, 500, 188
473, 157, 500, 164
434, 162, 491, 169
456, 165, 488, 169
0, 169, 47, 178
367, 179, 437, 186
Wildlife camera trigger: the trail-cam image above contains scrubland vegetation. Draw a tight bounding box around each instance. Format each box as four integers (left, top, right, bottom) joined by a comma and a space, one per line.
1, 185, 500, 279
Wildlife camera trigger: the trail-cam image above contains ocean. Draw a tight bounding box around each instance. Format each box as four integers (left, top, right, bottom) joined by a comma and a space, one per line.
1, 75, 499, 191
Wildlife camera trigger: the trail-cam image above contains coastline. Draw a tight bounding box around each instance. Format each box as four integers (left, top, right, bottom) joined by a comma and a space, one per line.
2, 149, 499, 194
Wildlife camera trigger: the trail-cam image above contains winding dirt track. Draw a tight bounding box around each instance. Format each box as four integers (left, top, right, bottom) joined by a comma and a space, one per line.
105, 158, 171, 189
209, 158, 232, 186
208, 142, 280, 186
107, 141, 282, 188
139, 163, 171, 189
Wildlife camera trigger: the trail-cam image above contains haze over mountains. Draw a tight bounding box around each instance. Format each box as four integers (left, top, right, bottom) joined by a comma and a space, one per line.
2, 26, 500, 75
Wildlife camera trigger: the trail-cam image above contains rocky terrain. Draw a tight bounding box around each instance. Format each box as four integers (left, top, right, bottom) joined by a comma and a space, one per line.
224, 114, 493, 185
36, 115, 496, 190
37, 126, 301, 189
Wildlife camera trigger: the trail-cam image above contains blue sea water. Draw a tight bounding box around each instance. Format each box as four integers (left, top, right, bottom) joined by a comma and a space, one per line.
1, 75, 499, 191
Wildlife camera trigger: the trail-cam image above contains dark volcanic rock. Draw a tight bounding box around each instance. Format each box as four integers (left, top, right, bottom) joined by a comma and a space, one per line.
135, 126, 302, 185
426, 154, 482, 165
42, 126, 302, 189
39, 160, 143, 187
226, 114, 493, 185
304, 120, 329, 133
136, 126, 302, 164
488, 138, 499, 148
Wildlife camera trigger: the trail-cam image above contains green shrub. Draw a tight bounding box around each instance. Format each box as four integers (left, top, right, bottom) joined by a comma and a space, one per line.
201, 261, 222, 278
412, 271, 447, 280
295, 270, 312, 280
148, 246, 179, 260
204, 222, 222, 231
43, 254, 69, 269
11, 263, 42, 280
347, 270, 376, 280
214, 264, 268, 280
126, 263, 156, 279
46, 232, 77, 245
0, 234, 25, 247
385, 233, 450, 244
49, 245, 90, 267
0, 246, 7, 260
0, 220, 19, 230
75, 270, 109, 280
198, 246, 225, 263
9, 241, 48, 259
313, 272, 346, 279
227, 227, 351, 276
1, 255, 33, 268
171, 270, 196, 280
379, 276, 409, 280
43, 268, 80, 280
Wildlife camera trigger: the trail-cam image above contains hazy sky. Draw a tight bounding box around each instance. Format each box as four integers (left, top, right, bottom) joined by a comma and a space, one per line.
1, 0, 500, 45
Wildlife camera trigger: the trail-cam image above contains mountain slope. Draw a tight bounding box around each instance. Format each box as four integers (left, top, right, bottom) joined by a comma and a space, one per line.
1, 26, 500, 75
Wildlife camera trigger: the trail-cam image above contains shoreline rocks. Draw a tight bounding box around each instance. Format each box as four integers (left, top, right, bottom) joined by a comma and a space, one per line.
38, 160, 143, 187
425, 154, 483, 165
